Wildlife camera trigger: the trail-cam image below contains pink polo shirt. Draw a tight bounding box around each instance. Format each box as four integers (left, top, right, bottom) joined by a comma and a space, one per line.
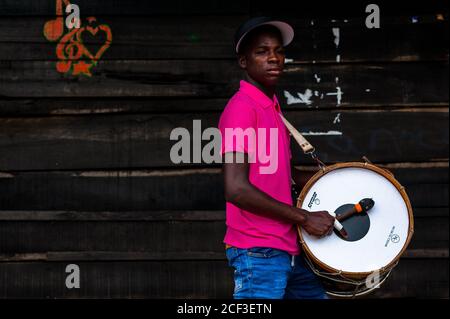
218, 80, 300, 255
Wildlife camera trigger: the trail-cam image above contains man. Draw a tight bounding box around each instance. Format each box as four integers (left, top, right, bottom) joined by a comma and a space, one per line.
218, 17, 335, 299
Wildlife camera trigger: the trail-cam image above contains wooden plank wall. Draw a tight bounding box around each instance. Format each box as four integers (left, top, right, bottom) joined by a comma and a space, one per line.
0, 1, 448, 298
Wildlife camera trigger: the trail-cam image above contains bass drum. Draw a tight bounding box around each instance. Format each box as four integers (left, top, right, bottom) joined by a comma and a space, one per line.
296, 162, 414, 298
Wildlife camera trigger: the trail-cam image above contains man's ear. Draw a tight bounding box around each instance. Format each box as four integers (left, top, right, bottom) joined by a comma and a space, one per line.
238, 54, 247, 69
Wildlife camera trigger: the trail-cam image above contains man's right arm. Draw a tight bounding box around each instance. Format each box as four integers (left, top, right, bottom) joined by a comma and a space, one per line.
223, 152, 334, 237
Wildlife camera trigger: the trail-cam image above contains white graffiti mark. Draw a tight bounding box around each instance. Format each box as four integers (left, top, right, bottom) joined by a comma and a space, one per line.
326, 87, 343, 106
336, 54, 341, 62
285, 58, 294, 64
284, 89, 313, 105
333, 113, 341, 124
335, 76, 339, 84
314, 90, 319, 96
332, 27, 340, 47
301, 131, 343, 136
314, 74, 321, 83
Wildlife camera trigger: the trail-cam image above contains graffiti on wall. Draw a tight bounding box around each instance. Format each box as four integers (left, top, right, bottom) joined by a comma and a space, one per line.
43, 0, 112, 77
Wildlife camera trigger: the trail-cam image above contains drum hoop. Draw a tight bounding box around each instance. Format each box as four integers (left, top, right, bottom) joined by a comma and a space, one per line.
296, 162, 414, 278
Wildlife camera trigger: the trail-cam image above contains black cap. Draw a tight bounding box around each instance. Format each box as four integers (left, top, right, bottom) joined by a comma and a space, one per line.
234, 16, 294, 54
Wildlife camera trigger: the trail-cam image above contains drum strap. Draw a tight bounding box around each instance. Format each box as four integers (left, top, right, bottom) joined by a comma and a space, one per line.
279, 113, 326, 170
279, 113, 315, 154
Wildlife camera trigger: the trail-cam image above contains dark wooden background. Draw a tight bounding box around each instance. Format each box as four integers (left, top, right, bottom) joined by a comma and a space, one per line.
0, 0, 448, 298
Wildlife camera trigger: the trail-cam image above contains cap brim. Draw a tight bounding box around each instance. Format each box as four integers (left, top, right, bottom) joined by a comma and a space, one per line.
235, 20, 294, 54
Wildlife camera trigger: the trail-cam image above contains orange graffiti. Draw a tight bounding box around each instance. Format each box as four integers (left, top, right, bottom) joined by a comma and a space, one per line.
43, 0, 112, 77
72, 61, 94, 76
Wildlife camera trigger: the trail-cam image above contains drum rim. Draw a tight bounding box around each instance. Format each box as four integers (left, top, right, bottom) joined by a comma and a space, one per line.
296, 162, 414, 279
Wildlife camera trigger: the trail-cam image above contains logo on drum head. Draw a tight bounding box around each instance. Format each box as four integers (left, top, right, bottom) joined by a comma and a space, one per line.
385, 226, 400, 247
308, 192, 319, 208
391, 234, 400, 244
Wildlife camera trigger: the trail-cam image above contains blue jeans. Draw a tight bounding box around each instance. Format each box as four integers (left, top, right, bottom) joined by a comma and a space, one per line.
226, 247, 328, 299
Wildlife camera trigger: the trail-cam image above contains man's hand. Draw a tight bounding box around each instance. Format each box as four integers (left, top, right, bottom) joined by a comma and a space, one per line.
300, 210, 335, 237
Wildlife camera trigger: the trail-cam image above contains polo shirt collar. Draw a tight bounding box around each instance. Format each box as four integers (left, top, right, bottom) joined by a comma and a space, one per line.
239, 80, 280, 111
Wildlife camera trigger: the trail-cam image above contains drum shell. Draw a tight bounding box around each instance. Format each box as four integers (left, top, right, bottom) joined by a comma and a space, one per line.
296, 162, 414, 282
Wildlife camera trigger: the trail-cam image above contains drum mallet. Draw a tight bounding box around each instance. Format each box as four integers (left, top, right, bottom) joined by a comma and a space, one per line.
336, 198, 375, 223
328, 211, 349, 239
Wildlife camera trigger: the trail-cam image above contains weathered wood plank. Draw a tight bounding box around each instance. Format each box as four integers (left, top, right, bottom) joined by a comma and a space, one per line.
0, 207, 446, 221
0, 61, 448, 106
0, 220, 227, 253
0, 216, 446, 252
0, 98, 230, 116
0, 0, 249, 16
0, 168, 226, 211
0, 252, 227, 262
0, 260, 234, 299
0, 98, 448, 117
0, 17, 447, 62
0, 210, 226, 221
0, 165, 447, 211
378, 162, 449, 184
412, 208, 449, 218
0, 259, 446, 298
286, 21, 449, 64
408, 217, 449, 249
0, 249, 447, 262
0, 109, 447, 170
0, 0, 446, 17
402, 249, 449, 259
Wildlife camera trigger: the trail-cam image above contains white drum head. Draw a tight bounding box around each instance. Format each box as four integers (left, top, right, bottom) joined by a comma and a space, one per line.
300, 167, 411, 273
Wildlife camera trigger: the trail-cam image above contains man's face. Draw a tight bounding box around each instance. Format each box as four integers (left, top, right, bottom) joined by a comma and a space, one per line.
239, 31, 285, 88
